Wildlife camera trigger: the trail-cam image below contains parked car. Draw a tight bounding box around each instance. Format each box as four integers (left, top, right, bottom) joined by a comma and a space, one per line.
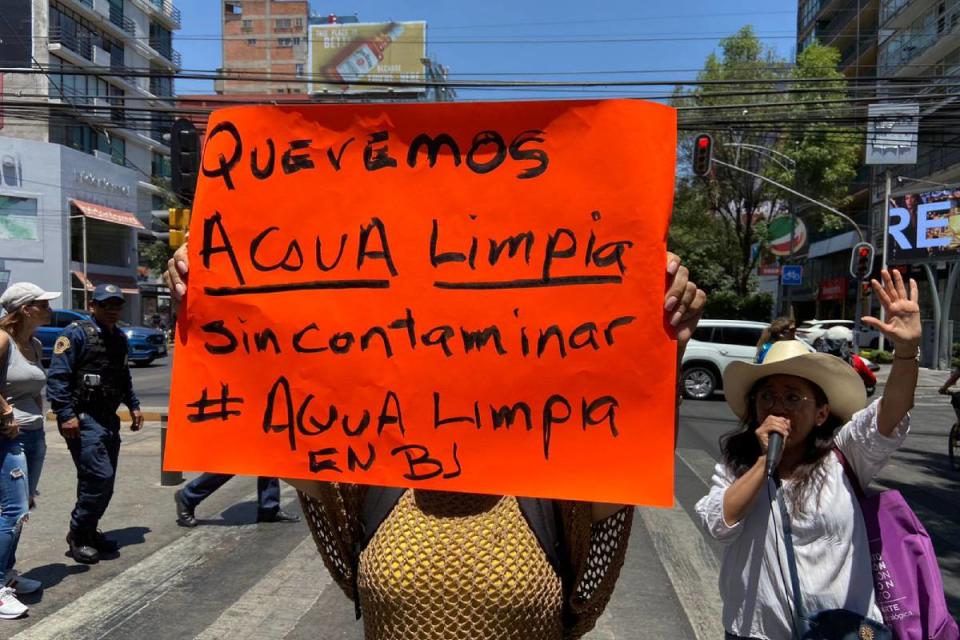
680, 319, 769, 400
796, 319, 880, 349
118, 321, 168, 366
36, 309, 167, 367
37, 309, 90, 366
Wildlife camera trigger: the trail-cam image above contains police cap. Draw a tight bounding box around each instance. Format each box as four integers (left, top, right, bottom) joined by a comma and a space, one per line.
92, 283, 125, 304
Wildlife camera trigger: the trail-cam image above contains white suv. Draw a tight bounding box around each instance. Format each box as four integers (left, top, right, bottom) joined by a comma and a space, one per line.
680, 319, 769, 400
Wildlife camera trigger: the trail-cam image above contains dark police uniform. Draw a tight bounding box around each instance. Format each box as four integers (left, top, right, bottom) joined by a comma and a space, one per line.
46, 288, 139, 558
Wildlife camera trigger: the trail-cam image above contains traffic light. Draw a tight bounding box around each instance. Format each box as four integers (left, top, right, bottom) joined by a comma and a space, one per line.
171, 118, 200, 202
168, 207, 191, 249
692, 133, 713, 177
849, 242, 875, 280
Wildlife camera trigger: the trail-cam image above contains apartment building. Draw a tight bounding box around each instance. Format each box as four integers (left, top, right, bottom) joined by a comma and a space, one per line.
0, 0, 181, 319
219, 0, 310, 95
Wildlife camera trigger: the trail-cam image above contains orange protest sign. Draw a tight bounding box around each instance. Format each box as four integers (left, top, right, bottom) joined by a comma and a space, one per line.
166, 99, 678, 506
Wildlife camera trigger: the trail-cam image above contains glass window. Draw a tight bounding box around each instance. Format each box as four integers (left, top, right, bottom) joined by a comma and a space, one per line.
716, 327, 763, 347
691, 326, 713, 343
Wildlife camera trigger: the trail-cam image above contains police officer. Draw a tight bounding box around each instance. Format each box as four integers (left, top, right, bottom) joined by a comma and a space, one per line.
46, 284, 143, 564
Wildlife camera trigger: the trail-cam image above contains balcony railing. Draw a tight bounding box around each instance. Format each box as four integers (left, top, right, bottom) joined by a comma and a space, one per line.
149, 38, 181, 67
818, 0, 863, 41
149, 76, 174, 98
150, 0, 181, 25
839, 33, 877, 67
109, 5, 136, 35
880, 0, 913, 25
49, 27, 93, 60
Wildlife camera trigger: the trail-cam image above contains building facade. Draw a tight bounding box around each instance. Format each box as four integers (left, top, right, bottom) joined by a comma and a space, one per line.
0, 0, 181, 320
794, 0, 960, 363
0, 137, 142, 319
219, 0, 311, 95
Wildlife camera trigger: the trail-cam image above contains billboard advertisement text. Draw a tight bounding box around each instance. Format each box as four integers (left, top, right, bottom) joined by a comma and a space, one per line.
308, 21, 426, 94
888, 188, 960, 263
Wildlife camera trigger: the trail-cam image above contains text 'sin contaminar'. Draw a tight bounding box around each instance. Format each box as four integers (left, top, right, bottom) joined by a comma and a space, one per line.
166, 99, 680, 506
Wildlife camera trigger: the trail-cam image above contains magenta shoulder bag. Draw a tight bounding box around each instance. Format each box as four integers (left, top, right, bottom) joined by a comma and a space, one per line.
835, 449, 959, 640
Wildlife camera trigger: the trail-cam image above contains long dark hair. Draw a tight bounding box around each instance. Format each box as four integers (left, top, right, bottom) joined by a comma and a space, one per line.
719, 377, 843, 513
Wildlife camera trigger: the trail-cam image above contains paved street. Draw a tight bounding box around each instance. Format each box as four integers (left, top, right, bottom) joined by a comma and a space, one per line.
3, 362, 958, 638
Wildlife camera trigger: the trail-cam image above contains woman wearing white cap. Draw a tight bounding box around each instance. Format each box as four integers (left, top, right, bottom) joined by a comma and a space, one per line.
0, 282, 60, 617
695, 270, 921, 640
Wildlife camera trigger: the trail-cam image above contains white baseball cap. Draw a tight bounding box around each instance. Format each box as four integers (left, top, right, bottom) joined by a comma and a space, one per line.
0, 282, 60, 313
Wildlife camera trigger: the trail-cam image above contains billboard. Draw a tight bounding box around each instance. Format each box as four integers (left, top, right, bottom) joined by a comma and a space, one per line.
308, 21, 427, 95
888, 188, 960, 263
865, 104, 919, 166
0, 0, 32, 68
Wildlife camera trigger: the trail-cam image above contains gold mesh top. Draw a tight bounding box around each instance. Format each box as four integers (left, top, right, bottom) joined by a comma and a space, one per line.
298, 483, 633, 640
358, 490, 564, 640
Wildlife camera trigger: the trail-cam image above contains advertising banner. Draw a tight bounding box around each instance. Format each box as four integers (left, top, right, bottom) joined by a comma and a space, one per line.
818, 277, 847, 301
166, 99, 679, 506
308, 21, 427, 94
888, 188, 960, 263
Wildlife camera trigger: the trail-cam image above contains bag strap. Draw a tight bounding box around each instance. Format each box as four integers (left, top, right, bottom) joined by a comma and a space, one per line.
832, 447, 866, 500
774, 474, 806, 640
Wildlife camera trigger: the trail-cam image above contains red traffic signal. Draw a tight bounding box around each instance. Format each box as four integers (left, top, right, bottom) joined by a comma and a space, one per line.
849, 242, 875, 280
692, 133, 713, 177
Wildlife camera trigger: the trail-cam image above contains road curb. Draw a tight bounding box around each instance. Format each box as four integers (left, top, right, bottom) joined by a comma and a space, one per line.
46, 407, 168, 422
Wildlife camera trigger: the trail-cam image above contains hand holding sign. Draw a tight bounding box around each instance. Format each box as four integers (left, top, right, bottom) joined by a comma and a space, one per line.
166, 99, 688, 506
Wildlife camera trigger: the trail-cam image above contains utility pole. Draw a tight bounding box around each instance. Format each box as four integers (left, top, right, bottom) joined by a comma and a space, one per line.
879, 168, 892, 352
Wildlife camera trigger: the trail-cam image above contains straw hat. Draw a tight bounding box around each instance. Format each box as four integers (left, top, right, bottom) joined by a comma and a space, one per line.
723, 339, 867, 422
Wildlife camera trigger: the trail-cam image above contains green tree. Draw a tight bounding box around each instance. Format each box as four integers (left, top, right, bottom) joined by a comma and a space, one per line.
140, 240, 173, 277
674, 26, 860, 296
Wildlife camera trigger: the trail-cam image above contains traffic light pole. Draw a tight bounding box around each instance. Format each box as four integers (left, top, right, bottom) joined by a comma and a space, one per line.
713, 157, 873, 353
712, 159, 865, 243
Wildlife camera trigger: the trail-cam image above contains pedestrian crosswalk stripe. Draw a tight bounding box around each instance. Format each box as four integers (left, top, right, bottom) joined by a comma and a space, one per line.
639, 503, 723, 640
194, 537, 328, 639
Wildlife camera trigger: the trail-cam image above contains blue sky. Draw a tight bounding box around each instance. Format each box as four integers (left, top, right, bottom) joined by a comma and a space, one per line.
175, 0, 798, 99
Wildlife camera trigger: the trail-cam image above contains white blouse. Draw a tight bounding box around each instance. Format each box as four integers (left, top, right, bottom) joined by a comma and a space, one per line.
695, 399, 909, 640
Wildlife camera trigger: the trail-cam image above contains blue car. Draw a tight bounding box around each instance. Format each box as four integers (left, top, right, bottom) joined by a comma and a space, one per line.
37, 309, 168, 367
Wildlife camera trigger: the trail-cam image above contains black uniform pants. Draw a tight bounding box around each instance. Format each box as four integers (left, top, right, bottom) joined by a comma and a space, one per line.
65, 411, 121, 534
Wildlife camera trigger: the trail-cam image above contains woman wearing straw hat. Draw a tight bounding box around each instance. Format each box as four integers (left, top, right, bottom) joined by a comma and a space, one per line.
696, 269, 921, 640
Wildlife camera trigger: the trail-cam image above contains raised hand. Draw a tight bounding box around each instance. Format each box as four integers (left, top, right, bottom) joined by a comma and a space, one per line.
665, 252, 707, 346
861, 269, 921, 354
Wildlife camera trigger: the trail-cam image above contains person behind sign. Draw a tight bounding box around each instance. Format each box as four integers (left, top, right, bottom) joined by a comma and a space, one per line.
755, 316, 795, 363
695, 269, 920, 640
166, 242, 706, 639
174, 473, 301, 527
45, 284, 144, 565
0, 283, 60, 617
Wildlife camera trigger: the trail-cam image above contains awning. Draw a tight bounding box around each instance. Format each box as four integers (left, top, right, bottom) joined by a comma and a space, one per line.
71, 199, 144, 230
72, 271, 139, 295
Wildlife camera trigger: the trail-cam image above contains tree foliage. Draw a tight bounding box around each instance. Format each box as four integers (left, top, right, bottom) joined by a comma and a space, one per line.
140, 240, 173, 277
673, 26, 861, 297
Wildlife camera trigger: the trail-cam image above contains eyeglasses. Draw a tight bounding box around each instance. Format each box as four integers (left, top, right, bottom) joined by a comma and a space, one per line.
755, 390, 811, 412
27, 300, 50, 309
99, 301, 124, 311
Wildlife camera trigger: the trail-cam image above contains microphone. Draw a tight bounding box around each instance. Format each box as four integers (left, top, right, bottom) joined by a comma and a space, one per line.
765, 432, 784, 478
